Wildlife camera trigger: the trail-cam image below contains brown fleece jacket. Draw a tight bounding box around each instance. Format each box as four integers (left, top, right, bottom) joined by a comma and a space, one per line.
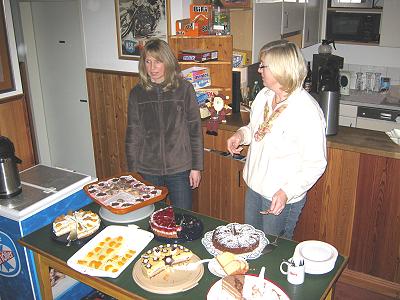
125, 78, 203, 175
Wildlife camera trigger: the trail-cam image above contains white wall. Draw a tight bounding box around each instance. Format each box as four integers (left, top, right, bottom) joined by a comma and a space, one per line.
81, 0, 186, 72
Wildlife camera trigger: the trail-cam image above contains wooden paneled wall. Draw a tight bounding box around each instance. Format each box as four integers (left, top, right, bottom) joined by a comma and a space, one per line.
86, 69, 139, 180
294, 149, 400, 298
0, 95, 36, 170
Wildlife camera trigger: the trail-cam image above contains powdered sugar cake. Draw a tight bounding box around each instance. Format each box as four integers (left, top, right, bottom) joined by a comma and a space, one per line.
212, 223, 260, 254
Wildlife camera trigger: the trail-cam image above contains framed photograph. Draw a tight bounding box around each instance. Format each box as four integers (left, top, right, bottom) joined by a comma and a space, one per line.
115, 0, 170, 60
0, 1, 14, 93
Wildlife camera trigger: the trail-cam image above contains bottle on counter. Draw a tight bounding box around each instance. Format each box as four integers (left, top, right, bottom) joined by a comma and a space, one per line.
250, 81, 261, 105
303, 61, 312, 92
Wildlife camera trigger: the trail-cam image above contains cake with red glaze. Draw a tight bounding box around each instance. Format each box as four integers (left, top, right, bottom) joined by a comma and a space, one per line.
149, 206, 182, 238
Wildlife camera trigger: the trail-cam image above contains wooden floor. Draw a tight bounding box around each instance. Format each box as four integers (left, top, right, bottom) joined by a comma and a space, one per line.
334, 281, 396, 300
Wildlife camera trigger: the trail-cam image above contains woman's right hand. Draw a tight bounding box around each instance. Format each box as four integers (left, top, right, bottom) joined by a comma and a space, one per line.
227, 131, 244, 155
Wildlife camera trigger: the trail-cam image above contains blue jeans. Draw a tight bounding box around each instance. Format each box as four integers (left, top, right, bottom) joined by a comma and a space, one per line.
140, 171, 192, 210
245, 188, 306, 239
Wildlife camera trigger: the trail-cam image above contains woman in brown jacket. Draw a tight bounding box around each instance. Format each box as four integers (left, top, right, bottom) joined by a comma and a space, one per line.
125, 38, 203, 209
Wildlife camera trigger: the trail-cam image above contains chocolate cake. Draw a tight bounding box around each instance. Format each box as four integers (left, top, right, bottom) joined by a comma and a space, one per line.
212, 223, 260, 254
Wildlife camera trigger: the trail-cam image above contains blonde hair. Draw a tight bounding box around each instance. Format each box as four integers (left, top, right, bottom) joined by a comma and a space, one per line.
138, 38, 181, 91
259, 40, 307, 95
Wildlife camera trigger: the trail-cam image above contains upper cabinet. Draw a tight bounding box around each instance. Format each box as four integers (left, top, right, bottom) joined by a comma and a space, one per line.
248, 0, 319, 62
302, 0, 320, 48
379, 0, 400, 48
281, 0, 304, 35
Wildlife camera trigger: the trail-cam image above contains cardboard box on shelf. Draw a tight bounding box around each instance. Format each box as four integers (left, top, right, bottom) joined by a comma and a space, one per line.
182, 67, 211, 90
178, 49, 218, 63
182, 67, 210, 83
176, 19, 201, 36
189, 4, 212, 35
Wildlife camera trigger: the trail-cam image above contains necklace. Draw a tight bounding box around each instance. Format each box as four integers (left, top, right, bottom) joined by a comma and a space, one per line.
254, 95, 288, 142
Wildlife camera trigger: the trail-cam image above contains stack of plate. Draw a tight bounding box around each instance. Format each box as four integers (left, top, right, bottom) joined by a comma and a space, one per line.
386, 128, 400, 145
293, 240, 338, 275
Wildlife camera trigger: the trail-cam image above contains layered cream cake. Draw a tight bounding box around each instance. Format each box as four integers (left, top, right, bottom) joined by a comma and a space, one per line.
140, 244, 193, 278
53, 209, 100, 239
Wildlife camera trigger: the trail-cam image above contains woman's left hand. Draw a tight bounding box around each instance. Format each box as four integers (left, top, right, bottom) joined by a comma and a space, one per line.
189, 170, 201, 189
260, 189, 288, 215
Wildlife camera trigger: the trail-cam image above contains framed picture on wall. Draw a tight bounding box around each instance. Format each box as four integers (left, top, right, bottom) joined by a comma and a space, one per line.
115, 0, 170, 60
0, 1, 14, 93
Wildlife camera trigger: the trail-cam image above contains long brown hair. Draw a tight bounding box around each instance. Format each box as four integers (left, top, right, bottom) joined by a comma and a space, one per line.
138, 38, 181, 91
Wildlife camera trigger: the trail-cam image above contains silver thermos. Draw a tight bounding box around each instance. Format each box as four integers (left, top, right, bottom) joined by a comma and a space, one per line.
312, 91, 340, 136
0, 136, 22, 199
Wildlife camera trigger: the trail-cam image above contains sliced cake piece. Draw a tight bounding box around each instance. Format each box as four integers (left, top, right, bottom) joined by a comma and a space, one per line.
222, 275, 245, 299
140, 244, 193, 278
216, 252, 249, 275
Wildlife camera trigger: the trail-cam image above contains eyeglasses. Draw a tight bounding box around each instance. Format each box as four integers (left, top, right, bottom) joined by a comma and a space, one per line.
258, 63, 268, 70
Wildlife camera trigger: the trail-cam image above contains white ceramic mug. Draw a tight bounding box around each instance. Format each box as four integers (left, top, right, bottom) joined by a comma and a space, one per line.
280, 257, 305, 285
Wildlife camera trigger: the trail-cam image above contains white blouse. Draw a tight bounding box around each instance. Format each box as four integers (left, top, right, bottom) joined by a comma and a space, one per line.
238, 87, 327, 203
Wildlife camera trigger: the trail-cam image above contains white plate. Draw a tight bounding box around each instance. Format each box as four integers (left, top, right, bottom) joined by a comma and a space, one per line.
207, 275, 289, 300
294, 240, 338, 275
208, 258, 227, 277
386, 129, 400, 145
67, 225, 153, 278
201, 223, 269, 260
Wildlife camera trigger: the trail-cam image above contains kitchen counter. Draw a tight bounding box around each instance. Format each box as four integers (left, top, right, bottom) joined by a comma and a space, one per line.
204, 112, 400, 160
340, 90, 400, 111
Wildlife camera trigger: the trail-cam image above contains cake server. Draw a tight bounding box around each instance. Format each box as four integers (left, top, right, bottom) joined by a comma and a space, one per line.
174, 258, 212, 271
66, 212, 78, 247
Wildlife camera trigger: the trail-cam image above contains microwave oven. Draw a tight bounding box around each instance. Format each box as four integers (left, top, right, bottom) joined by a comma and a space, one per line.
329, 0, 374, 8
326, 11, 381, 43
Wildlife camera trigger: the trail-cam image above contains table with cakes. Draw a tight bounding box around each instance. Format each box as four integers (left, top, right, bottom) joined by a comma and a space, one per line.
19, 174, 348, 300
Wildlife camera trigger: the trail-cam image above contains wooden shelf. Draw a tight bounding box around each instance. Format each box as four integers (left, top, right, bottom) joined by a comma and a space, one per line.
178, 61, 231, 65
169, 35, 233, 100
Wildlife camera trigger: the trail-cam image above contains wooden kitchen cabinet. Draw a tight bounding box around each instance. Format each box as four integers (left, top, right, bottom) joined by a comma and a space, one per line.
0, 96, 36, 171
168, 35, 233, 100
192, 127, 246, 222
192, 149, 246, 223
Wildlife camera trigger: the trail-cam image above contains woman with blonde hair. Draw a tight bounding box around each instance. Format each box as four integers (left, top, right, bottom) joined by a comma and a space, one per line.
227, 40, 327, 239
126, 38, 203, 209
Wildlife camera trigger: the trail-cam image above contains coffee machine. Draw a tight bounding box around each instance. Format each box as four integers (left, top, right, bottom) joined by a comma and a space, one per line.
311, 53, 344, 94
311, 53, 344, 135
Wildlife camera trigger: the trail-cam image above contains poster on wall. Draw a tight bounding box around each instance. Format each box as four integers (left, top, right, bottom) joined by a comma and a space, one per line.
115, 0, 169, 60
0, 1, 14, 93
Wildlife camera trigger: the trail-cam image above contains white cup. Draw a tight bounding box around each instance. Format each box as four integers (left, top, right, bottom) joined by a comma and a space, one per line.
280, 257, 305, 285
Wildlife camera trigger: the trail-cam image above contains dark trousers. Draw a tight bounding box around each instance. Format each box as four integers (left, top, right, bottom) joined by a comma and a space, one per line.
140, 170, 192, 210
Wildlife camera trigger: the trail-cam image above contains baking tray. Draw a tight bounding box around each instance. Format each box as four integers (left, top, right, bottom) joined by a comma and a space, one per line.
83, 173, 168, 215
